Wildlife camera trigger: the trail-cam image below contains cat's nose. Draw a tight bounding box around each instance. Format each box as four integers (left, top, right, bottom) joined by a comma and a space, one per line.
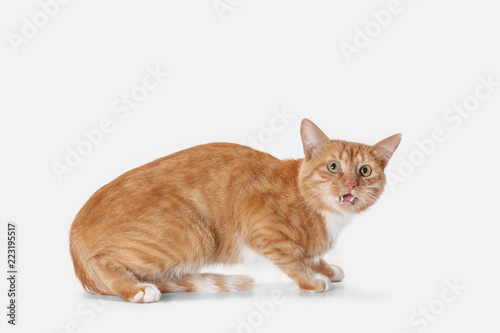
344, 181, 357, 193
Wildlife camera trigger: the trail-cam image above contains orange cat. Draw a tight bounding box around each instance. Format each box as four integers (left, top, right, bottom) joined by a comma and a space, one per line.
70, 119, 401, 302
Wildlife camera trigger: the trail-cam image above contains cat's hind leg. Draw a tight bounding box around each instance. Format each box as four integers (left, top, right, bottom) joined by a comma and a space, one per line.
87, 255, 162, 303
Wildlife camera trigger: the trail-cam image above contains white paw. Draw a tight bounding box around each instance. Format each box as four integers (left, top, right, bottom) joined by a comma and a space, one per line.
132, 284, 161, 303
319, 275, 332, 291
330, 265, 345, 282
305, 275, 332, 293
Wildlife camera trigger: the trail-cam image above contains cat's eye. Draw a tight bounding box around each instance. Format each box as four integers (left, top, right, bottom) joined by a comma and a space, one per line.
327, 161, 341, 173
359, 165, 372, 177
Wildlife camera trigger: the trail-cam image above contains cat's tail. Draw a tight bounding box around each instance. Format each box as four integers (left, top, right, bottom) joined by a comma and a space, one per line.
153, 273, 254, 293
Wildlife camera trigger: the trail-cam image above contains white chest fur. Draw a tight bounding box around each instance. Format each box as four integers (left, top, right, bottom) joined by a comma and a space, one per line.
320, 211, 353, 246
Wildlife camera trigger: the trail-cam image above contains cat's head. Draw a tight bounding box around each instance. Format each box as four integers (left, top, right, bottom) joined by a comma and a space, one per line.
298, 118, 401, 213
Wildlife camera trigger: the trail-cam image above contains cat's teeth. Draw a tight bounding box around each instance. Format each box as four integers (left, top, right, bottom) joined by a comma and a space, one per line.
349, 196, 356, 202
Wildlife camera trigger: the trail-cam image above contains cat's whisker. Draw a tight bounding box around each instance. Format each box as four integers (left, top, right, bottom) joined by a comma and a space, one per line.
361, 191, 378, 207
299, 190, 328, 217
273, 188, 319, 208
279, 189, 322, 213
299, 191, 330, 225
301, 190, 326, 212
276, 187, 314, 201
363, 185, 385, 191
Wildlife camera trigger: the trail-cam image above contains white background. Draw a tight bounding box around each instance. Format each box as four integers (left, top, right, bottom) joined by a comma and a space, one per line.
1, 0, 499, 332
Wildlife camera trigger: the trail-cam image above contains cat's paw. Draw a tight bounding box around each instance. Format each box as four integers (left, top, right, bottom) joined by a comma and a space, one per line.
318, 275, 332, 291
304, 275, 332, 293
330, 265, 344, 282
131, 284, 161, 303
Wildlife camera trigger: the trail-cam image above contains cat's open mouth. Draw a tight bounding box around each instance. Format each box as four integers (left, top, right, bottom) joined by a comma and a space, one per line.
337, 194, 357, 205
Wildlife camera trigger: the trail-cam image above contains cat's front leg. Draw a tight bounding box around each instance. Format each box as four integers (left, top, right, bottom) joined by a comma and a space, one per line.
246, 238, 331, 292
309, 258, 345, 282
275, 260, 332, 293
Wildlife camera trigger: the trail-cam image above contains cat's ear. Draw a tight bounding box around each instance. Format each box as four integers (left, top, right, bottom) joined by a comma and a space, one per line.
300, 119, 330, 160
373, 133, 402, 166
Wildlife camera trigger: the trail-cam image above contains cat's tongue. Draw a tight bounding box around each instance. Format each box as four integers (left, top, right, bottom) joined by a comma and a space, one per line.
341, 194, 355, 203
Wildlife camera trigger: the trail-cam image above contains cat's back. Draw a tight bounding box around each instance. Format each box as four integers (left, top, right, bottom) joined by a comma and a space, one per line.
142, 142, 279, 181
72, 143, 281, 228
107, 142, 278, 189
156, 142, 276, 170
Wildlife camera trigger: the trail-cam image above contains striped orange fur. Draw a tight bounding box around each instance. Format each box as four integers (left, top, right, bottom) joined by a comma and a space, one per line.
70, 119, 401, 302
